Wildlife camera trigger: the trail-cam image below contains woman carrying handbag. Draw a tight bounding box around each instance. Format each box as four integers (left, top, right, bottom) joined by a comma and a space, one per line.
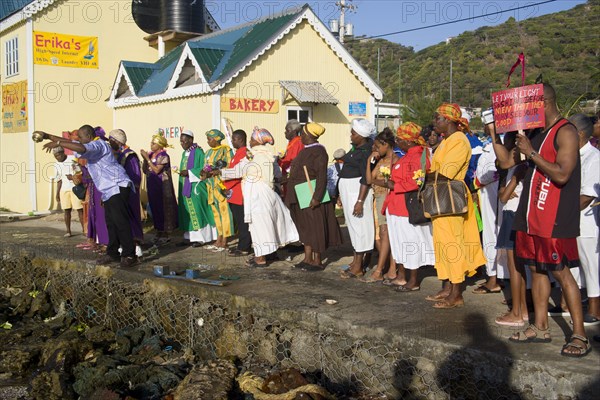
426, 103, 486, 309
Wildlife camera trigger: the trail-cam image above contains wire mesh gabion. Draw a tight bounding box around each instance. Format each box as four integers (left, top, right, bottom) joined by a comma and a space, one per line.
0, 249, 572, 399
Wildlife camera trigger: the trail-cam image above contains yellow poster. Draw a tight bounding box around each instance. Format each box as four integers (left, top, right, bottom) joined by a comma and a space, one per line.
33, 31, 98, 69
222, 97, 279, 113
2, 80, 28, 133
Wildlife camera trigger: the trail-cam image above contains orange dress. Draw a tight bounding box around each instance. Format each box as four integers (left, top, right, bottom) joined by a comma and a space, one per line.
430, 131, 486, 283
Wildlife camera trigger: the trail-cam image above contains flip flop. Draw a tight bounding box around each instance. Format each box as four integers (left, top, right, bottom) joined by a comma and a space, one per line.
301, 264, 326, 272
382, 278, 407, 287
425, 293, 449, 302
395, 285, 420, 292
360, 275, 384, 283
340, 270, 364, 279
63, 233, 72, 238
433, 299, 464, 309
472, 285, 502, 294
494, 315, 526, 327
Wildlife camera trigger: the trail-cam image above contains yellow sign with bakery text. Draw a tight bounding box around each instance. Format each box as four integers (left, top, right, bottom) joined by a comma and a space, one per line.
33, 31, 98, 69
2, 80, 28, 133
222, 97, 279, 113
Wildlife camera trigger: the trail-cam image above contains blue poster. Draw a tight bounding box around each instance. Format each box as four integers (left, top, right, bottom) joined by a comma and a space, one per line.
349, 101, 367, 116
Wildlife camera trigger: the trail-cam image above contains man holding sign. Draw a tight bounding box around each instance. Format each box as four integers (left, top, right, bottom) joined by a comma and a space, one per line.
489, 84, 590, 358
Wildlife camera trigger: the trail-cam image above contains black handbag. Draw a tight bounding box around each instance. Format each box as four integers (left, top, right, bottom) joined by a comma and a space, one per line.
405, 150, 430, 225
72, 184, 87, 200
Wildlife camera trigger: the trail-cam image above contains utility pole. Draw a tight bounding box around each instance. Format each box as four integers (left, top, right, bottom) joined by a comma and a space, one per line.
450, 59, 453, 103
336, 0, 356, 44
398, 63, 402, 118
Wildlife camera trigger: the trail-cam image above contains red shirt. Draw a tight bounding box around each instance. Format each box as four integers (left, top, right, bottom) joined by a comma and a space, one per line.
224, 146, 247, 205
278, 136, 304, 173
385, 146, 429, 217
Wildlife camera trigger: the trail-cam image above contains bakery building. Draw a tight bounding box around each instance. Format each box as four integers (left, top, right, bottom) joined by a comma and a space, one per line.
108, 4, 383, 169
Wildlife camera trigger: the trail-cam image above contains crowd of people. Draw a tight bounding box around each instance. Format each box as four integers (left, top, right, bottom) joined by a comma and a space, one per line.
38, 83, 599, 358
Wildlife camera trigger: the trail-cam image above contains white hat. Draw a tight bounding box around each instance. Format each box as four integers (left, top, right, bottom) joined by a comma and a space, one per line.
351, 118, 375, 138
109, 129, 127, 145
461, 110, 471, 123
333, 148, 346, 159
181, 130, 194, 138
52, 146, 64, 155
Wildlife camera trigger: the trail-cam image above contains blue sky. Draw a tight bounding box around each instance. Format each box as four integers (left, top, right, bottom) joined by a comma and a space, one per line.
211, 0, 587, 51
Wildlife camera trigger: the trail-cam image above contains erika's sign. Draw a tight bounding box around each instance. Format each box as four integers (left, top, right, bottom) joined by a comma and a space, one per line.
491, 84, 545, 133
222, 97, 279, 114
33, 31, 98, 69
2, 80, 28, 133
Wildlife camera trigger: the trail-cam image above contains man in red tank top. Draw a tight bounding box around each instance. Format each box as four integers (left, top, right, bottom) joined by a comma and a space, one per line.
490, 84, 590, 358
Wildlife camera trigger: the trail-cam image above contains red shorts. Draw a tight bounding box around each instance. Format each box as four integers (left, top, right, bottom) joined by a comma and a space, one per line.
515, 231, 580, 272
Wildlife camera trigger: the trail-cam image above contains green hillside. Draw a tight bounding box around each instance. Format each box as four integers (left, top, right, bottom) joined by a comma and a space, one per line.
345, 0, 599, 122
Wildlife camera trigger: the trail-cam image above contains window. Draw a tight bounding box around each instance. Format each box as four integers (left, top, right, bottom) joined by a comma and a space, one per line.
287, 106, 312, 124
4, 37, 19, 77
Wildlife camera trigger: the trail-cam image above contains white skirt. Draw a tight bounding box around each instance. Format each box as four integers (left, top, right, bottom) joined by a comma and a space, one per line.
339, 177, 374, 252
387, 211, 435, 270
243, 179, 299, 257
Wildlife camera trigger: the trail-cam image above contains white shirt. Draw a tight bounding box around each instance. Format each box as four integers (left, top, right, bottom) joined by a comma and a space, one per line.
579, 142, 600, 237
54, 155, 78, 191
502, 166, 523, 212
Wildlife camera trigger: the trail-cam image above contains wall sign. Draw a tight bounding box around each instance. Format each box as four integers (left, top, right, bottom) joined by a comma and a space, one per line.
349, 101, 367, 116
158, 126, 185, 139
491, 84, 545, 133
222, 97, 279, 113
2, 80, 28, 133
33, 31, 98, 69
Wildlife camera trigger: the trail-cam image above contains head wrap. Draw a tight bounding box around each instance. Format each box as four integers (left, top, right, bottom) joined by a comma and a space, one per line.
397, 122, 426, 146
181, 130, 194, 138
151, 134, 172, 149
435, 103, 470, 132
206, 129, 225, 141
52, 146, 65, 155
333, 148, 346, 159
109, 129, 127, 145
351, 118, 375, 138
303, 122, 326, 138
94, 126, 106, 139
251, 126, 274, 145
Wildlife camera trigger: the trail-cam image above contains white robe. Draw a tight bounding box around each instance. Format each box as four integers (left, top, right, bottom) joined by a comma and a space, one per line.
240, 145, 299, 257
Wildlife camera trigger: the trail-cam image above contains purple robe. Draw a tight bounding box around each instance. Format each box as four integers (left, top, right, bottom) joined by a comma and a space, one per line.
118, 148, 144, 241
145, 150, 178, 232
82, 165, 109, 245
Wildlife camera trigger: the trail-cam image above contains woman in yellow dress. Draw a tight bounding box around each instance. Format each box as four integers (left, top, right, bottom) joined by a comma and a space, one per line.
426, 103, 486, 308
204, 129, 234, 251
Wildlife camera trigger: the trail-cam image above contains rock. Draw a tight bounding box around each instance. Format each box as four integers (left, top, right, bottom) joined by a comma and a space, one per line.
30, 370, 76, 400
25, 291, 53, 320
0, 349, 39, 375
84, 325, 115, 345
262, 368, 310, 394
172, 360, 237, 400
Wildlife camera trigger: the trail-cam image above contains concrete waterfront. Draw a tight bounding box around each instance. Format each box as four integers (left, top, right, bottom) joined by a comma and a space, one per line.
1, 215, 599, 399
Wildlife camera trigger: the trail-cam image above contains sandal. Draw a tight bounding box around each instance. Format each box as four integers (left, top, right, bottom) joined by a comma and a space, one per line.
340, 270, 364, 279
472, 285, 502, 294
433, 299, 464, 309
382, 278, 406, 287
395, 285, 420, 292
509, 324, 551, 343
561, 334, 591, 358
425, 293, 449, 302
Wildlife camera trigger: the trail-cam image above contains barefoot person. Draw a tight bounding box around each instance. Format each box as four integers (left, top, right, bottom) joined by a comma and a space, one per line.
427, 103, 486, 308
491, 84, 590, 357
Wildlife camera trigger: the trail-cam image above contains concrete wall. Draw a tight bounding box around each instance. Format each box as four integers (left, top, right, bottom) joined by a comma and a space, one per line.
1, 0, 157, 212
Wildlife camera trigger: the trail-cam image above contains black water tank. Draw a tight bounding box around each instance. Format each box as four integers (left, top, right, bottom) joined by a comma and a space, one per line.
160, 0, 205, 34
132, 0, 205, 34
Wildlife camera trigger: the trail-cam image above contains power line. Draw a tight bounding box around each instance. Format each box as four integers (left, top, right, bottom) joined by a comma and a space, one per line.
347, 0, 559, 43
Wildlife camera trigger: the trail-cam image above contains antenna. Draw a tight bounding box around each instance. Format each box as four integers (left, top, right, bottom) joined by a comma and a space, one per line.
336, 0, 357, 44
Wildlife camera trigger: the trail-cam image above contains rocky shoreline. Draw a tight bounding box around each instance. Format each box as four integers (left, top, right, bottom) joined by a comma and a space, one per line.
0, 286, 337, 400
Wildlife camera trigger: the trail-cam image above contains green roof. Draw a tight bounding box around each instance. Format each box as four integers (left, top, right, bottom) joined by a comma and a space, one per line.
189, 47, 226, 80
0, 0, 34, 21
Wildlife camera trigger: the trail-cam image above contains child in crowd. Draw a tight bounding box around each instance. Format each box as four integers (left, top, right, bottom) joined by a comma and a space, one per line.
53, 146, 84, 237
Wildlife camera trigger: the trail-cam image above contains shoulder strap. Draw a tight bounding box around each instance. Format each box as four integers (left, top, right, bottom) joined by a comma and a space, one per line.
334, 163, 342, 174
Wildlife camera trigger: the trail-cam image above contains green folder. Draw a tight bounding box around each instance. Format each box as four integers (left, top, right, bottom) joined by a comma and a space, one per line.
294, 166, 330, 209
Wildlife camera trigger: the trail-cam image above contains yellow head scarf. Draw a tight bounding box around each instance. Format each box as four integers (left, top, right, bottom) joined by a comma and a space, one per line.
151, 134, 173, 149
397, 122, 426, 146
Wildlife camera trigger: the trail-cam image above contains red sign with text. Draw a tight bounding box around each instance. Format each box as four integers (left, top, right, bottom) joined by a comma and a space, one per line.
491, 84, 545, 133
